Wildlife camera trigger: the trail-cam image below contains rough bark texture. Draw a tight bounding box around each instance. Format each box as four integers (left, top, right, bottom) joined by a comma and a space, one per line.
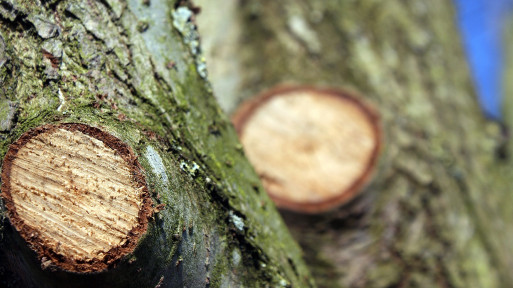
0, 0, 314, 287
196, 0, 513, 287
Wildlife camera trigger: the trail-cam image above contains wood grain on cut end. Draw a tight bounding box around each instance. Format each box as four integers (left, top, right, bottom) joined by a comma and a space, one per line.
233, 86, 381, 213
1, 124, 152, 273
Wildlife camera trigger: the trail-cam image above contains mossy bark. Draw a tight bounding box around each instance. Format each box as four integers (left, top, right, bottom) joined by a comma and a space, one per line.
0, 0, 314, 287
196, 0, 513, 287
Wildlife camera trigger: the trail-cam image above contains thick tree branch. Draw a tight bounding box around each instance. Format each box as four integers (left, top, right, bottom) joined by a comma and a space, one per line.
0, 0, 313, 287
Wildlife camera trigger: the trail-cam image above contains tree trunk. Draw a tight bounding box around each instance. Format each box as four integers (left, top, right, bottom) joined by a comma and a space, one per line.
0, 0, 313, 287
196, 0, 513, 287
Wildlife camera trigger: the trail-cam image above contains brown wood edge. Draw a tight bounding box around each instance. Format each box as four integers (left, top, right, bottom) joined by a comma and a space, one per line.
232, 85, 382, 214
0, 123, 154, 273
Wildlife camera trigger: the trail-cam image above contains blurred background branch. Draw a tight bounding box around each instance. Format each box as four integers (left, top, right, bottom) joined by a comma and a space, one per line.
196, 0, 513, 287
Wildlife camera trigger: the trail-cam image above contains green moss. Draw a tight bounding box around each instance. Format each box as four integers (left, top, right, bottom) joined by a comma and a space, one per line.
0, 0, 313, 286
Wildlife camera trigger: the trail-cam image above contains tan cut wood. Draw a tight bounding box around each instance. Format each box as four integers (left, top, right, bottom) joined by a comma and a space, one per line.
1, 124, 152, 272
233, 86, 381, 213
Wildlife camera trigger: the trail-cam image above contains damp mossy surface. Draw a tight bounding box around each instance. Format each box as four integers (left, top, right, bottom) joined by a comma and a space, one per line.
0, 0, 314, 287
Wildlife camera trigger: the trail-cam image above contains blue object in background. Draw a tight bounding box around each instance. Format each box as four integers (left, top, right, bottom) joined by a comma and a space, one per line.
453, 0, 513, 119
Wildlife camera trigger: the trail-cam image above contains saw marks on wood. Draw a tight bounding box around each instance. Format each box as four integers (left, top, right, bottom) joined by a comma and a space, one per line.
1, 124, 152, 272
233, 86, 381, 213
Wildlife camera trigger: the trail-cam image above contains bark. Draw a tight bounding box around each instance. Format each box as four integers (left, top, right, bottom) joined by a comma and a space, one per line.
0, 0, 314, 287
196, 0, 513, 287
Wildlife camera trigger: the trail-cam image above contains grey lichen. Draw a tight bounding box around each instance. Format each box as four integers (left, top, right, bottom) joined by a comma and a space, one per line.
171, 6, 208, 79
179, 160, 200, 177
0, 34, 6, 68
66, 1, 125, 53
0, 100, 17, 132
171, 7, 197, 53
229, 211, 244, 232
68, 24, 104, 69
41, 39, 63, 80
232, 248, 241, 266
145, 145, 169, 186
287, 15, 321, 54
29, 16, 61, 39
42, 39, 63, 58
279, 278, 291, 287
103, 0, 126, 19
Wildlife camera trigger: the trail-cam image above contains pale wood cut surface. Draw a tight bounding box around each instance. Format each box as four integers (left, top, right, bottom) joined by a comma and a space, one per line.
239, 89, 378, 211
8, 128, 143, 262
